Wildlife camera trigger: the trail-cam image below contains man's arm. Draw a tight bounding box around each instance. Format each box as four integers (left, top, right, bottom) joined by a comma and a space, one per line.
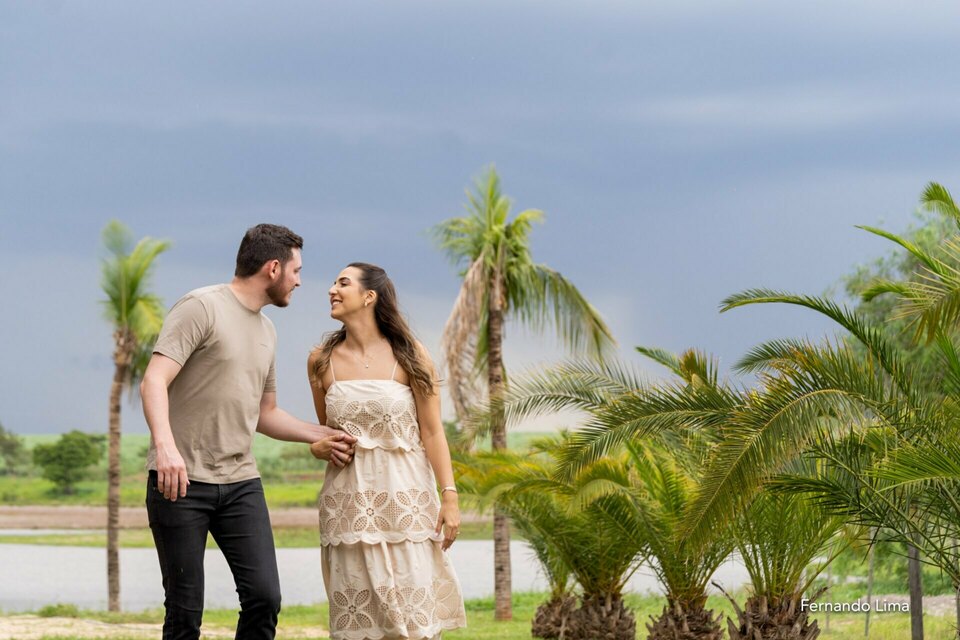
257, 392, 355, 467
140, 354, 189, 501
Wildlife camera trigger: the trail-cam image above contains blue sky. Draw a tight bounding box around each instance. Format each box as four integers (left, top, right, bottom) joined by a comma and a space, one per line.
3, 1, 959, 434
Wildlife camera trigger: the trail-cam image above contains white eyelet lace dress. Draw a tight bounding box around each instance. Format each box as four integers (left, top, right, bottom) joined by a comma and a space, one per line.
319, 362, 467, 640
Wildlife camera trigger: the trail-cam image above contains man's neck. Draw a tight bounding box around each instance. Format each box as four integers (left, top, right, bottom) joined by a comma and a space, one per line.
229, 278, 268, 312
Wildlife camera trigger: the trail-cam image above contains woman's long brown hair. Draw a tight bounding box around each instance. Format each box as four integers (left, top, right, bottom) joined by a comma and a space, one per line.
311, 262, 436, 397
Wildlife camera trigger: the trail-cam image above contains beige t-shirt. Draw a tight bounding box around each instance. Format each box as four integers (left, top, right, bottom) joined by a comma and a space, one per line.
146, 284, 277, 484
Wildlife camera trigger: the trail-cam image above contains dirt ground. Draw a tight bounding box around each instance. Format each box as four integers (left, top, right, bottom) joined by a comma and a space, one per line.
0, 615, 329, 639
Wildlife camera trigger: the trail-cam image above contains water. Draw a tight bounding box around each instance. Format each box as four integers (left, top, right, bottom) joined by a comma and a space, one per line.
0, 538, 750, 612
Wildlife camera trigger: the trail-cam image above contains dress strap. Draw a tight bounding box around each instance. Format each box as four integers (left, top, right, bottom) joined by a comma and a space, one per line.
329, 353, 337, 383
391, 361, 399, 381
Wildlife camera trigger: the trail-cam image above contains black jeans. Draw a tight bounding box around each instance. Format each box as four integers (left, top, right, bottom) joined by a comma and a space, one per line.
146, 471, 281, 640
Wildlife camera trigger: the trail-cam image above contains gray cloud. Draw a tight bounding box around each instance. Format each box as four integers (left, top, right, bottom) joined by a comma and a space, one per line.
3, 1, 959, 433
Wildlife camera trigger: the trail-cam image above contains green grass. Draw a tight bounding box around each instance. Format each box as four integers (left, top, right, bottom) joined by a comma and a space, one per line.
0, 520, 496, 548
5, 433, 540, 508
8, 591, 954, 640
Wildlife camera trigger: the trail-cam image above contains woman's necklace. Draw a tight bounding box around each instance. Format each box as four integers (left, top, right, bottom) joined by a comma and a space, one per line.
350, 340, 389, 369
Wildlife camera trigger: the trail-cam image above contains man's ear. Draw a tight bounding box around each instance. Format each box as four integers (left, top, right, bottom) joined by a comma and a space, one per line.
262, 259, 281, 280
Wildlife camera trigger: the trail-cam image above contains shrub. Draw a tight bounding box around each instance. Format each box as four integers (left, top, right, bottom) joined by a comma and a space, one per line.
32, 431, 105, 494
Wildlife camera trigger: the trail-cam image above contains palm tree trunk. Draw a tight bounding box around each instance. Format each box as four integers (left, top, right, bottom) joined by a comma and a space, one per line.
907, 543, 923, 640
865, 539, 874, 638
488, 273, 512, 621
646, 595, 722, 640
107, 332, 131, 612
717, 582, 825, 640
954, 581, 960, 640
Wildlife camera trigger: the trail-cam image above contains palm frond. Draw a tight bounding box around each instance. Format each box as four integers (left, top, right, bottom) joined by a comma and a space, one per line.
922, 182, 960, 230
683, 383, 872, 549
856, 225, 944, 275
720, 289, 912, 396
860, 279, 913, 302
440, 255, 487, 420
513, 265, 616, 358
635, 346, 682, 376
100, 221, 170, 353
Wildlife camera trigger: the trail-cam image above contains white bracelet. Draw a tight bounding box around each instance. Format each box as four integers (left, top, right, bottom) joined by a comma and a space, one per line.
441, 486, 458, 494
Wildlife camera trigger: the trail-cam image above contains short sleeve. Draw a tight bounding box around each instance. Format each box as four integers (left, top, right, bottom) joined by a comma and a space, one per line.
153, 296, 211, 366
264, 358, 277, 393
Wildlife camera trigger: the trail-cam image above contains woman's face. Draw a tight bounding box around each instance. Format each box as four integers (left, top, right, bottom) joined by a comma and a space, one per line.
328, 266, 371, 319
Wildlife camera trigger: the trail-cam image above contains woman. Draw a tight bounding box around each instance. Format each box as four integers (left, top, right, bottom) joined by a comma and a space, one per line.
308, 262, 467, 640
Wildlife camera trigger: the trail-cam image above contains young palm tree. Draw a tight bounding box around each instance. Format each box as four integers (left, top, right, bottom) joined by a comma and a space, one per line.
720, 465, 853, 640
498, 348, 865, 639
460, 438, 644, 640
432, 166, 615, 619
611, 439, 733, 640
716, 292, 956, 640
454, 446, 576, 639
100, 220, 170, 612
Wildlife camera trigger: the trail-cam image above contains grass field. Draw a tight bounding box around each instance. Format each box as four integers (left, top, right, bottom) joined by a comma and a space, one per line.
6, 591, 955, 640
2, 432, 545, 508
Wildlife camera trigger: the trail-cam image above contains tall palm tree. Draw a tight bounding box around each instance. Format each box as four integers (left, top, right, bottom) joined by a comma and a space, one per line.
432, 166, 615, 619
100, 220, 170, 612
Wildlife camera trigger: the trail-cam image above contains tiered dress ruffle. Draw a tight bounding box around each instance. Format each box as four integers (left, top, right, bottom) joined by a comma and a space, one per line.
320, 379, 466, 640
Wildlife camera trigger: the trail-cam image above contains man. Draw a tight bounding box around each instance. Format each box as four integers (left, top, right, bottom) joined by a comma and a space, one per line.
140, 224, 355, 640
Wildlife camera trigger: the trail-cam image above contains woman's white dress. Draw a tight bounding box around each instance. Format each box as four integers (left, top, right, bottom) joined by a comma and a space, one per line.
319, 366, 467, 640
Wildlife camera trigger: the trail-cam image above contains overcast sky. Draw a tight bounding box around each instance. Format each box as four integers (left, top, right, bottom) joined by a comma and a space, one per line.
3, 1, 959, 435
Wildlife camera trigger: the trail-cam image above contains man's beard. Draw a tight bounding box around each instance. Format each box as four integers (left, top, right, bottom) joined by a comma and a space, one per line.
266, 280, 291, 307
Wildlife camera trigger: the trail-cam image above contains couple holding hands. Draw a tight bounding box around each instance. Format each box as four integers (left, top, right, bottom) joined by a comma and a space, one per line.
140, 224, 466, 640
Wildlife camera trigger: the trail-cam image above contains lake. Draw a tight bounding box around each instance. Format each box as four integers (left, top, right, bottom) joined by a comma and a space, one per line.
0, 538, 751, 612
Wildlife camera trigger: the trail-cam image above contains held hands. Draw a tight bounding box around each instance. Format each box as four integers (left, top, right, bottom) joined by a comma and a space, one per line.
310, 431, 357, 467
155, 442, 189, 501
436, 491, 461, 551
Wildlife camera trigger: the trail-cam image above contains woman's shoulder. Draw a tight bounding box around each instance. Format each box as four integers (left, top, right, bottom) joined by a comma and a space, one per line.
307, 345, 325, 363
307, 346, 330, 386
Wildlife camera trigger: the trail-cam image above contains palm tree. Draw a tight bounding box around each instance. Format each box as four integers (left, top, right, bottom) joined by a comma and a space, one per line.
459, 437, 644, 640
100, 220, 170, 612
432, 165, 615, 619
454, 445, 577, 639
716, 291, 958, 640
612, 439, 733, 640
719, 465, 852, 640
715, 179, 960, 640
498, 348, 864, 639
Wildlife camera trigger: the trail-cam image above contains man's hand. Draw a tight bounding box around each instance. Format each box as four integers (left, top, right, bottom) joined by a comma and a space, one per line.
156, 442, 189, 501
310, 431, 356, 467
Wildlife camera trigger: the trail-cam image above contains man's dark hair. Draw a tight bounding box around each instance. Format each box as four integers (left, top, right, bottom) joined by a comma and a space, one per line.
235, 224, 304, 278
